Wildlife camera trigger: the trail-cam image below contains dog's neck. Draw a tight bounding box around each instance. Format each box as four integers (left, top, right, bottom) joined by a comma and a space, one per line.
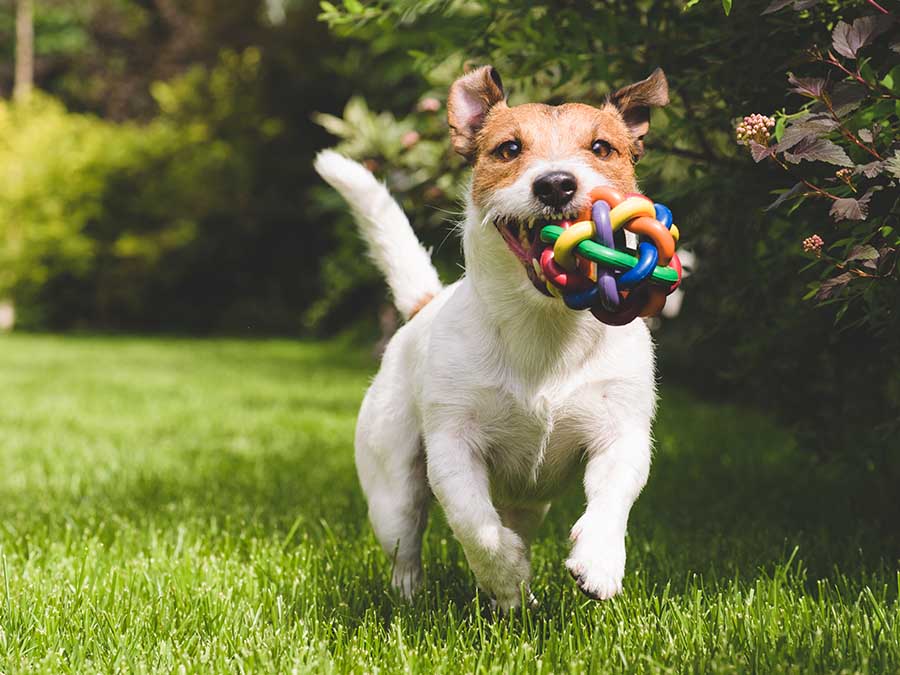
462, 203, 607, 382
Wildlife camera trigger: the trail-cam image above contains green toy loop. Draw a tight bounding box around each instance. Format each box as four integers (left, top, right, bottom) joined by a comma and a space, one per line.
539, 225, 679, 286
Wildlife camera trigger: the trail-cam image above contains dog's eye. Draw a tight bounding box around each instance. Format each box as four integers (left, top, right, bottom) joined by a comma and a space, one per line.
494, 140, 521, 161
591, 139, 614, 159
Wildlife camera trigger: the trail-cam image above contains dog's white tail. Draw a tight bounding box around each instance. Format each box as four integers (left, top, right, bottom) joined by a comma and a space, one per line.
314, 150, 443, 320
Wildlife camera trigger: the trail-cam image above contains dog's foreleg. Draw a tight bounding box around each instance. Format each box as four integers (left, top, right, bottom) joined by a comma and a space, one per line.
566, 430, 651, 600
425, 431, 532, 611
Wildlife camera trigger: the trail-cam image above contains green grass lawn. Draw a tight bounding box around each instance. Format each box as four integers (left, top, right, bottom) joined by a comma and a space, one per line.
0, 334, 897, 673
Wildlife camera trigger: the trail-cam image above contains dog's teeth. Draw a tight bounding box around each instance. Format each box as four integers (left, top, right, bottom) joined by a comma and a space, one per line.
532, 258, 541, 275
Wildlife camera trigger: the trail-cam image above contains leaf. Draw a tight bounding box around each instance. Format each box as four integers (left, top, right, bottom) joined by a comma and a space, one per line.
750, 141, 775, 163
857, 128, 873, 143
882, 65, 900, 95
815, 272, 853, 301
830, 197, 867, 221
784, 137, 853, 167
855, 160, 883, 178
846, 244, 878, 261
832, 21, 857, 59
832, 16, 891, 60
820, 82, 868, 117
722, 0, 732, 15
792, 0, 820, 8
762, 0, 794, 13
787, 73, 825, 98
312, 112, 350, 138
885, 151, 900, 179
764, 182, 805, 211
858, 187, 879, 208
774, 114, 836, 153
774, 115, 786, 142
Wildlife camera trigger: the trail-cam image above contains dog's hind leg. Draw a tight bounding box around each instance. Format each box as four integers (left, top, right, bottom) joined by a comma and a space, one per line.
355, 372, 430, 599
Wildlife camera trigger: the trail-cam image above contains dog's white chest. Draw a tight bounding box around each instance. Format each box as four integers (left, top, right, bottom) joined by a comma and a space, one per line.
467, 385, 586, 501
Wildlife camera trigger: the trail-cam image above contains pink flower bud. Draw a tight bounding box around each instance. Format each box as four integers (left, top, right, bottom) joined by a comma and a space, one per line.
802, 234, 824, 256
417, 97, 441, 112
401, 131, 421, 149
424, 186, 444, 201
735, 113, 775, 147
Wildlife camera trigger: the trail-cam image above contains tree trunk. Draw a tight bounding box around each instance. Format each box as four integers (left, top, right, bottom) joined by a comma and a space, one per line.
14, 0, 34, 103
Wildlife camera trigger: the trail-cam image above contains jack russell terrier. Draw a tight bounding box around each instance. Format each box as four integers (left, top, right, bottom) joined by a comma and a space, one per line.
315, 65, 669, 610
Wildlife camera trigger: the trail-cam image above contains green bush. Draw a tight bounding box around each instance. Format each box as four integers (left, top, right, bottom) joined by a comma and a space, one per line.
0, 50, 277, 331
0, 94, 177, 327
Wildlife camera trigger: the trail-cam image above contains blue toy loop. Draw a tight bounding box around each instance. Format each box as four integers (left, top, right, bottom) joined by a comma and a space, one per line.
654, 203, 673, 230
618, 241, 659, 289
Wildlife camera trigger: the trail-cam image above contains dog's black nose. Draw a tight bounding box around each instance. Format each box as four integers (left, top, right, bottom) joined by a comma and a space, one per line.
532, 171, 578, 209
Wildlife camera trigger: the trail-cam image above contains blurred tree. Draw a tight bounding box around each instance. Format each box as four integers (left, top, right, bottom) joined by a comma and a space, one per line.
12, 0, 32, 101
0, 0, 363, 333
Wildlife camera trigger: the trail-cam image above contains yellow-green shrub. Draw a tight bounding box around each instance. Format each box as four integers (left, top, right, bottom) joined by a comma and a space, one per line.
0, 49, 274, 329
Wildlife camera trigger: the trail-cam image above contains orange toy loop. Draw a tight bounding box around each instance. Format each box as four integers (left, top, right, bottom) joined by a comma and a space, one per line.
625, 216, 676, 266
578, 186, 625, 221
588, 186, 625, 206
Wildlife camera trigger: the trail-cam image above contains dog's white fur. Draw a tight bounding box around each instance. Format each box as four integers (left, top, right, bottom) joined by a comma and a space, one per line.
315, 147, 655, 609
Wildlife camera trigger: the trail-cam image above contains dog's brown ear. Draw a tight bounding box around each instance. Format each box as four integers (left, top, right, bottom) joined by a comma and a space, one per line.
610, 68, 669, 158
447, 65, 506, 161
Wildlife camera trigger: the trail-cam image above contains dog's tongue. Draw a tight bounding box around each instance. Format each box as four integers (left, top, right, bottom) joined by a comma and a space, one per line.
529, 233, 546, 259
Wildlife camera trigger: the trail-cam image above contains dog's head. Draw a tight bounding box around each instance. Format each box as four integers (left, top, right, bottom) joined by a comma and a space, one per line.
448, 66, 668, 298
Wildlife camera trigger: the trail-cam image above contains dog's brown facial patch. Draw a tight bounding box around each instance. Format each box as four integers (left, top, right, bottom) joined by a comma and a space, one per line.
470, 102, 638, 208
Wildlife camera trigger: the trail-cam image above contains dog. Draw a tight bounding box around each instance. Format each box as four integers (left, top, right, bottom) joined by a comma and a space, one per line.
314, 65, 669, 610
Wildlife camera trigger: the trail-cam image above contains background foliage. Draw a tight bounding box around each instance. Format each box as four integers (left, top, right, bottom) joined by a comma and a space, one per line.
1, 0, 897, 472
313, 0, 900, 474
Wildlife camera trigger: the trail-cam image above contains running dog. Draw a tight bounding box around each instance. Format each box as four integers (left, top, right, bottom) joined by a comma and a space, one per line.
314, 65, 669, 610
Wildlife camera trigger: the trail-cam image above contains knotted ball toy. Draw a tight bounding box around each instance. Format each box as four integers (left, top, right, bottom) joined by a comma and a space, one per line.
538, 186, 682, 326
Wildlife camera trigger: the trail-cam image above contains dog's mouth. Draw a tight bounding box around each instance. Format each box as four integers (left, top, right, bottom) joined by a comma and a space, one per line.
494, 215, 573, 296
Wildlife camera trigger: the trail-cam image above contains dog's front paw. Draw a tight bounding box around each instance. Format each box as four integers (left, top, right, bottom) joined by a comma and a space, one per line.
489, 589, 539, 614
466, 524, 532, 611
566, 519, 626, 601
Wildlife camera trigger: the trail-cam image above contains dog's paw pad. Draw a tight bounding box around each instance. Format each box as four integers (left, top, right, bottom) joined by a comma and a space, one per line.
565, 555, 624, 601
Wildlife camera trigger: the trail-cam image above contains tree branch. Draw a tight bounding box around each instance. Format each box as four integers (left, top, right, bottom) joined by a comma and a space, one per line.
14, 0, 34, 103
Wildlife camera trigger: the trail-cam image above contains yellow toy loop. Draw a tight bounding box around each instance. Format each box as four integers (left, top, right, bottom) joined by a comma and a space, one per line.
610, 197, 656, 231
552, 220, 594, 271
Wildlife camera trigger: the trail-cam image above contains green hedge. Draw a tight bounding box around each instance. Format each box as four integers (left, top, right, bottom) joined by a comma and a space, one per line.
0, 50, 286, 331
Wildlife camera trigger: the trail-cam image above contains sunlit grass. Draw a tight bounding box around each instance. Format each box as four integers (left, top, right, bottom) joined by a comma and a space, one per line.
0, 334, 897, 673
